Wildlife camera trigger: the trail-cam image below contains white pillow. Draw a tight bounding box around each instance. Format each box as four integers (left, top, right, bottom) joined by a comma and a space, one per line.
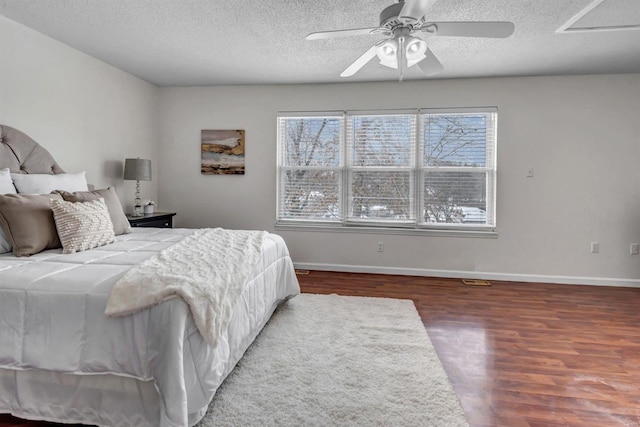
51, 198, 116, 254
0, 228, 11, 254
11, 172, 88, 194
0, 169, 16, 194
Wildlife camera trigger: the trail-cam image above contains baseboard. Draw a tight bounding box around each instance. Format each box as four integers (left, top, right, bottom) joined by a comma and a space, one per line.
293, 263, 640, 288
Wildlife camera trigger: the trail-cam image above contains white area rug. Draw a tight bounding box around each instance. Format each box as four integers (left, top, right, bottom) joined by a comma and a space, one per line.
196, 293, 468, 427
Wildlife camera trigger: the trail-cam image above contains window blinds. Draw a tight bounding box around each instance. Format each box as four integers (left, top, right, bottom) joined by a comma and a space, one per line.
421, 111, 496, 227
277, 114, 344, 222
346, 112, 416, 224
276, 108, 497, 230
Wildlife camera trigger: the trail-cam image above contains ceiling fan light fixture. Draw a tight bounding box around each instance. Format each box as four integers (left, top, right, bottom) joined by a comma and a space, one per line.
376, 39, 399, 69
376, 36, 427, 70
405, 36, 427, 67
308, 0, 516, 80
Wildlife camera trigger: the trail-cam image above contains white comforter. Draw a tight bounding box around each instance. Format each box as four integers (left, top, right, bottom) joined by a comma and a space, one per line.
0, 228, 300, 426
106, 228, 267, 348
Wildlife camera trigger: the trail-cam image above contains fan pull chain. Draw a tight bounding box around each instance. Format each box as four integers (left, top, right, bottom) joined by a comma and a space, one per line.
399, 37, 405, 82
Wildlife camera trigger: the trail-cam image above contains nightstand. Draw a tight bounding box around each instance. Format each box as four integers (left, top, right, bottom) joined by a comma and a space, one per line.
126, 212, 176, 228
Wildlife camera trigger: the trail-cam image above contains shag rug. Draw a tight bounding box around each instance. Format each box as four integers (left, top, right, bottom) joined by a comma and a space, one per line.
196, 293, 468, 427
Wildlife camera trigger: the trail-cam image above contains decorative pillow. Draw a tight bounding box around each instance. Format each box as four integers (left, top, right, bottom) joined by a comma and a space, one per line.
0, 193, 63, 257
11, 171, 88, 194
51, 198, 116, 254
0, 168, 17, 194
54, 187, 131, 235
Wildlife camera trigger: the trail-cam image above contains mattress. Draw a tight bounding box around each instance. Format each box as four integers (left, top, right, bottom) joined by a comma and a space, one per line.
0, 228, 300, 426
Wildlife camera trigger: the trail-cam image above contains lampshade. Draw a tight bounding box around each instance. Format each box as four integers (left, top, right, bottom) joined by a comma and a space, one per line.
376, 39, 398, 69
405, 37, 427, 67
123, 158, 152, 181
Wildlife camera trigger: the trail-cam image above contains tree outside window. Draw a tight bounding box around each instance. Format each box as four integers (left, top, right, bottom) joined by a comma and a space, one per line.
277, 108, 496, 231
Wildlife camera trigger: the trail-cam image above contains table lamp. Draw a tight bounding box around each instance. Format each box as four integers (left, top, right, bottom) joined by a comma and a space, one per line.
123, 158, 152, 217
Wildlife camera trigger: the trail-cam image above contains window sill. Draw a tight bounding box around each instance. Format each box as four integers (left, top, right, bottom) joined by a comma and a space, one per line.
274, 223, 498, 239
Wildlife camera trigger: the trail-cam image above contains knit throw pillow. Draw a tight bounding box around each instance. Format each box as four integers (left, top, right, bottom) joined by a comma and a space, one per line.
51, 198, 116, 254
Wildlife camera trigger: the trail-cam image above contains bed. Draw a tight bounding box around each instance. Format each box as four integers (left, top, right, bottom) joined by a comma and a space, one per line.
0, 125, 301, 426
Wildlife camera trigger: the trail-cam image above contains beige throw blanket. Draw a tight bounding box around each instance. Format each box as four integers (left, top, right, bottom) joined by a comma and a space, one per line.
105, 228, 267, 347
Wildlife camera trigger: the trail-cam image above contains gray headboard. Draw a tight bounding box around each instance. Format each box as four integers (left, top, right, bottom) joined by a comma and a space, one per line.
0, 125, 65, 174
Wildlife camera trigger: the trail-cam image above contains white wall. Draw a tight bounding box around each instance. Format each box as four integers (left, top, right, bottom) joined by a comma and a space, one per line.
2, 14, 637, 285
158, 74, 640, 285
0, 16, 158, 210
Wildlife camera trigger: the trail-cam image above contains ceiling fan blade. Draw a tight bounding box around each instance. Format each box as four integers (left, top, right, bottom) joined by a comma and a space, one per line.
424, 21, 515, 38
306, 27, 381, 40
399, 0, 438, 24
418, 48, 444, 76
340, 45, 379, 77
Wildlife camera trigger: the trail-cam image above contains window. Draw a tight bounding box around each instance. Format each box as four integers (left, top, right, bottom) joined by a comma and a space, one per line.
421, 112, 496, 228
277, 108, 497, 232
277, 113, 343, 222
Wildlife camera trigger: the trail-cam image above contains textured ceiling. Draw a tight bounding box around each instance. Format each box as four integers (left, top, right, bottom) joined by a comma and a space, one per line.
1, 0, 639, 86
573, 0, 639, 27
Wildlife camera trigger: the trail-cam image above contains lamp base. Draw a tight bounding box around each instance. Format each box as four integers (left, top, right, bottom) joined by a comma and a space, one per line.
132, 205, 144, 217
132, 180, 144, 217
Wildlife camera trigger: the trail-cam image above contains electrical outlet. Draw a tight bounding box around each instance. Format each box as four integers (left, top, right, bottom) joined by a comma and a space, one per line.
631, 243, 639, 255
377, 242, 384, 252
590, 242, 599, 254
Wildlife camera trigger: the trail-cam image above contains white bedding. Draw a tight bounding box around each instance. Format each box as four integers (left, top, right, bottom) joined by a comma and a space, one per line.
106, 228, 268, 348
0, 228, 300, 426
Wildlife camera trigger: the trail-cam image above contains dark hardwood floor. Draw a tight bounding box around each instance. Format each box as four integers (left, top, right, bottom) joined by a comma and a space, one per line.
2, 270, 639, 427
299, 271, 640, 427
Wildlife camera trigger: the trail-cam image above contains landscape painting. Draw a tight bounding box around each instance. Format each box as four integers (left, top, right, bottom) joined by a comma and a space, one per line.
201, 129, 245, 175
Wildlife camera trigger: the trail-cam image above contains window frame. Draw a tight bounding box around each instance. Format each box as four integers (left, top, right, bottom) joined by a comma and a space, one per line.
418, 107, 497, 231
276, 111, 345, 224
276, 107, 498, 236
345, 110, 418, 227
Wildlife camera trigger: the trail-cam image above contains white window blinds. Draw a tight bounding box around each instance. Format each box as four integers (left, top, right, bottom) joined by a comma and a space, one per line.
421, 111, 496, 227
277, 113, 344, 222
277, 108, 497, 231
346, 112, 416, 224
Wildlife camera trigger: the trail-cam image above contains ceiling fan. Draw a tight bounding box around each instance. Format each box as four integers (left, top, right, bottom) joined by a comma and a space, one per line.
306, 0, 515, 81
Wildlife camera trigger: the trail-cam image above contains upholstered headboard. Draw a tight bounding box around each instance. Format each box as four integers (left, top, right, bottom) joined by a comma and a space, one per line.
0, 125, 65, 174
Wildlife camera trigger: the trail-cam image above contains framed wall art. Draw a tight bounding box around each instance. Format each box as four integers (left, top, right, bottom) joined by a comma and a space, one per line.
201, 129, 245, 175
